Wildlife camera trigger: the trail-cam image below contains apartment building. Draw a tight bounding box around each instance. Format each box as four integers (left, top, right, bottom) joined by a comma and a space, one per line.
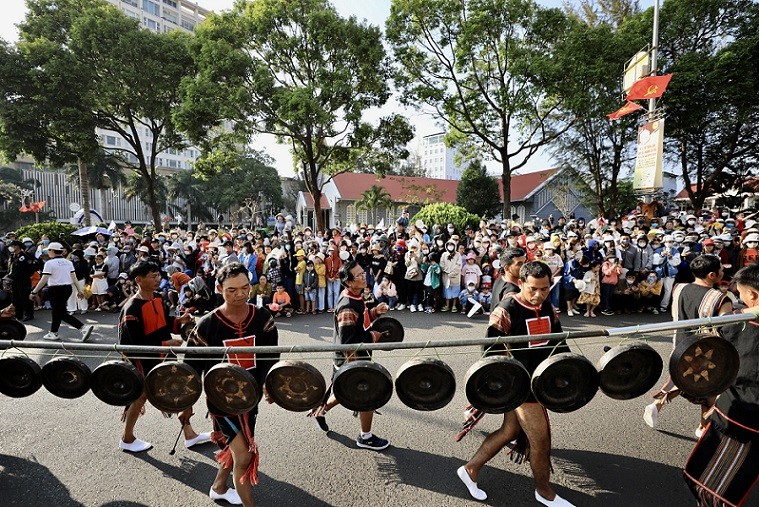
419, 132, 464, 180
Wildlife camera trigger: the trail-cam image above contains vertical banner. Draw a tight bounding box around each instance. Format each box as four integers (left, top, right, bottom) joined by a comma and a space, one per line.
633, 119, 664, 191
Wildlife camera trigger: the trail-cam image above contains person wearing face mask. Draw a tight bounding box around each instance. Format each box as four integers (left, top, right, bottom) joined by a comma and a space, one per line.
618, 234, 640, 274
652, 235, 680, 314
717, 233, 738, 280
440, 240, 462, 312
635, 235, 654, 272
239, 242, 259, 286
6, 240, 36, 321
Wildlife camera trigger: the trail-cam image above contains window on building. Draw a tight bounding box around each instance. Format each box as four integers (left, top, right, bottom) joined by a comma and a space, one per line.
163, 11, 178, 24
346, 204, 357, 224
144, 18, 158, 30
123, 9, 139, 19
105, 135, 119, 146
181, 19, 195, 31
123, 0, 138, 6
142, 0, 160, 16
162, 0, 177, 7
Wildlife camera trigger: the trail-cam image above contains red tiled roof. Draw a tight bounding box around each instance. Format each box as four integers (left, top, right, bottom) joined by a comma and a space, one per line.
675, 184, 697, 200
498, 168, 559, 201
331, 173, 459, 203
331, 168, 560, 204
302, 193, 330, 209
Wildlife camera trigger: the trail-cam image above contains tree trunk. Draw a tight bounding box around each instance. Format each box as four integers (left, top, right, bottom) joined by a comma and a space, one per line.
78, 158, 91, 227
501, 156, 512, 221
146, 172, 161, 231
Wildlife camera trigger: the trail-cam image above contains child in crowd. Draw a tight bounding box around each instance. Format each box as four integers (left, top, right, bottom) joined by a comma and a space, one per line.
478, 283, 492, 315
458, 281, 482, 317
294, 249, 306, 314
638, 270, 663, 313
266, 257, 282, 288
363, 286, 378, 308
178, 286, 198, 314
302, 259, 317, 315
90, 253, 110, 311
376, 276, 398, 310
461, 252, 482, 288
422, 252, 442, 313
578, 260, 601, 317
314, 253, 327, 313
600, 253, 622, 316
615, 271, 640, 314
269, 282, 293, 317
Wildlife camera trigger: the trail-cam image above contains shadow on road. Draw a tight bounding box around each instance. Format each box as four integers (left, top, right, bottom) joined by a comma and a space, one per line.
0, 453, 85, 507
552, 448, 692, 506
256, 472, 333, 506
655, 428, 697, 443
133, 453, 218, 495
99, 502, 150, 507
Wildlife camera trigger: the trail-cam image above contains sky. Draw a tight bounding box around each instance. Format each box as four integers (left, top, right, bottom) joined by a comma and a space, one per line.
0, 0, 657, 178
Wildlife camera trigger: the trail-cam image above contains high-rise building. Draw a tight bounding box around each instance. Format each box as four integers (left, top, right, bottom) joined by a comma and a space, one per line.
420, 132, 464, 180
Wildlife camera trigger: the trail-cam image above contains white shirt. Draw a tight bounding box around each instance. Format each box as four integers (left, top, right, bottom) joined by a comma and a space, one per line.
42, 257, 75, 286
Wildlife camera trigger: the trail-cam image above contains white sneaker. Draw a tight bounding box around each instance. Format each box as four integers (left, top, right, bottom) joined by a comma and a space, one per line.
396, 304, 405, 311
410, 305, 417, 313
417, 304, 424, 312
643, 403, 659, 428
79, 325, 94, 342
42, 332, 60, 341
535, 490, 575, 507
209, 487, 242, 505
185, 432, 212, 448
457, 466, 487, 501
119, 438, 152, 453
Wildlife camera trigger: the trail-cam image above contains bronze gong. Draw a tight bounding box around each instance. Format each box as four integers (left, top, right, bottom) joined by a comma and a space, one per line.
464, 356, 531, 414
265, 360, 326, 412
370, 317, 404, 343
0, 355, 42, 398
90, 360, 144, 406
597, 342, 663, 400
332, 360, 393, 412
0, 319, 27, 349
145, 361, 202, 413
41, 356, 92, 399
669, 333, 739, 399
395, 358, 456, 411
204, 363, 260, 416
531, 353, 599, 413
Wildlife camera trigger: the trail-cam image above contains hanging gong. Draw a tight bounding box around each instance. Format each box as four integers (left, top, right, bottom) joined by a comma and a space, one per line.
90, 360, 144, 406
179, 322, 195, 341
204, 363, 260, 416
265, 360, 326, 412
0, 356, 42, 398
597, 342, 663, 400
369, 317, 404, 343
0, 319, 27, 349
145, 361, 202, 413
395, 358, 456, 411
531, 353, 599, 413
332, 360, 393, 412
464, 356, 531, 414
669, 333, 739, 399
41, 356, 92, 399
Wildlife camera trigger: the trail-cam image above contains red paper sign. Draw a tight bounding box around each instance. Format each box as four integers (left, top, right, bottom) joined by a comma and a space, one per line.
223, 335, 256, 369
525, 316, 551, 347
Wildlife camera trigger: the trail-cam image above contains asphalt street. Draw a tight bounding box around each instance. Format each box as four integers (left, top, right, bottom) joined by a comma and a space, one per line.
1, 308, 757, 507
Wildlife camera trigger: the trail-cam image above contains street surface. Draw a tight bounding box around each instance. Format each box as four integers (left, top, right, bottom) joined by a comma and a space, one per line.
1, 309, 757, 507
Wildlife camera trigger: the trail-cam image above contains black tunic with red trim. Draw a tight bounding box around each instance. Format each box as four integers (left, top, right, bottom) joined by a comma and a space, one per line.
189, 304, 280, 410
333, 288, 381, 367
119, 295, 180, 374
485, 295, 569, 396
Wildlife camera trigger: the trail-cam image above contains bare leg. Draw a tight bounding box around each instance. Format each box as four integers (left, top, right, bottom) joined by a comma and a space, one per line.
359, 411, 373, 433
228, 431, 255, 507
178, 408, 200, 440
122, 392, 147, 443
515, 403, 554, 500
464, 412, 520, 481
211, 460, 234, 496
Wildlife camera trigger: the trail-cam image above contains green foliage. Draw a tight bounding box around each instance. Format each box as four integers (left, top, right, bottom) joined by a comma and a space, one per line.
387, 0, 573, 216
64, 150, 126, 191
177, 0, 413, 231
456, 161, 501, 218
578, 178, 637, 217
15, 221, 77, 244
356, 185, 394, 225
413, 203, 481, 233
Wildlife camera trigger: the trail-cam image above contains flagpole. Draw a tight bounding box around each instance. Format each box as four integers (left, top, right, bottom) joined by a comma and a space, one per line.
649, 0, 660, 114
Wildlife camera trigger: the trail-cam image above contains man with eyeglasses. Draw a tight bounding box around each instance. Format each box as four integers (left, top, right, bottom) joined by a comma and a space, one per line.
644, 254, 732, 438
307, 259, 391, 450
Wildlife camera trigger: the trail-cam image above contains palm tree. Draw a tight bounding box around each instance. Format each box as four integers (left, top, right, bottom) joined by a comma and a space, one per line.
125, 172, 168, 227
66, 151, 127, 222
356, 184, 394, 226
167, 169, 214, 226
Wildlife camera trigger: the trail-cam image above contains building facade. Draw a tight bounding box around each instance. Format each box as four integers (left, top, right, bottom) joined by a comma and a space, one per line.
419, 132, 464, 180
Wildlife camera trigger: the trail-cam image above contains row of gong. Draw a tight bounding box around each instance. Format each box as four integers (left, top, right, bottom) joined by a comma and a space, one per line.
0, 332, 736, 415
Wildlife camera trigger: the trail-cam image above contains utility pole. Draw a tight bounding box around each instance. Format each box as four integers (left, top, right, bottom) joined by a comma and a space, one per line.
648, 0, 660, 115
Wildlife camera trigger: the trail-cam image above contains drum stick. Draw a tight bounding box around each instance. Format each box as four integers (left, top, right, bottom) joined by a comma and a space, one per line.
168, 425, 184, 456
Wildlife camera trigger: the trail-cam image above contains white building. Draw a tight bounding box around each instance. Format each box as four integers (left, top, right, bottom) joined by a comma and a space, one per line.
419, 132, 464, 180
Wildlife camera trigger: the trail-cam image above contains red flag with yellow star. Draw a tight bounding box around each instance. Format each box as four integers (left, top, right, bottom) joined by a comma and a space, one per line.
607, 101, 644, 120
626, 74, 673, 101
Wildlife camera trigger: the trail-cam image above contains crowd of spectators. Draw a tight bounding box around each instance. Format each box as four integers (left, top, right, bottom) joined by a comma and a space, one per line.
1, 207, 754, 321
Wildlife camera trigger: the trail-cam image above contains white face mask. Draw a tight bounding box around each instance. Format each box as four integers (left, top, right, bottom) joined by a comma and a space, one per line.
447, 245, 455, 251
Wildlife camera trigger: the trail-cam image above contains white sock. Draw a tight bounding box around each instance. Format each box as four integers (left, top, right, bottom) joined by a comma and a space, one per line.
360, 432, 372, 439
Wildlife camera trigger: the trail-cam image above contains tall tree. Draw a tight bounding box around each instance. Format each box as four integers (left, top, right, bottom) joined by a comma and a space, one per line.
657, 0, 759, 210
550, 1, 646, 218
0, 0, 104, 226
65, 149, 126, 220
386, 0, 573, 218
177, 0, 413, 232
167, 169, 214, 225
456, 160, 501, 217
356, 185, 394, 226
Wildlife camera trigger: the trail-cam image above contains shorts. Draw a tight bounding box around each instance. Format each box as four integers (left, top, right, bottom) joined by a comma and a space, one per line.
304, 289, 316, 301
296, 283, 304, 295
210, 403, 258, 447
